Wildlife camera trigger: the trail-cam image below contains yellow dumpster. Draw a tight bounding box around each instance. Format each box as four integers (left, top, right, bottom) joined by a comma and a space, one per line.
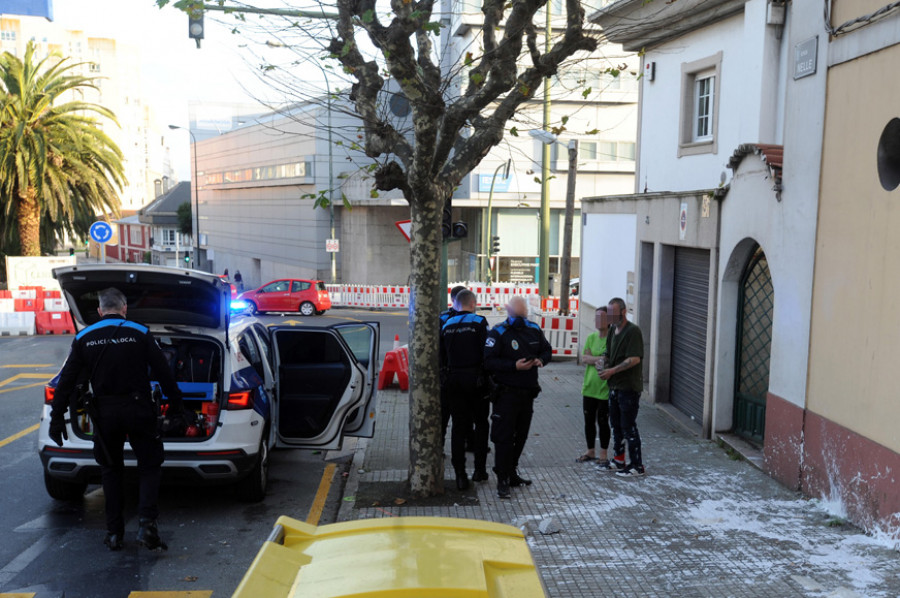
232, 516, 548, 598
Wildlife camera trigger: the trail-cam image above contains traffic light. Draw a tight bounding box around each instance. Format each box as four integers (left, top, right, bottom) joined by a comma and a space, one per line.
442, 200, 468, 238
188, 9, 204, 48
184, 255, 191, 264
491, 235, 500, 254
442, 202, 452, 238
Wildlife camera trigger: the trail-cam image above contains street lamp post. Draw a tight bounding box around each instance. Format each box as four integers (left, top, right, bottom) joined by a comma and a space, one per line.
482, 159, 511, 285
538, 4, 553, 297
169, 124, 200, 269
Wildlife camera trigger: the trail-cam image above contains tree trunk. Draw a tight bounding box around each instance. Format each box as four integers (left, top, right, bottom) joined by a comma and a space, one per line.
17, 187, 41, 256
559, 141, 578, 316
407, 187, 446, 497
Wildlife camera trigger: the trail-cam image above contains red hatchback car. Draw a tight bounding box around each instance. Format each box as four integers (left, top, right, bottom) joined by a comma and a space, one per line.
238, 279, 332, 316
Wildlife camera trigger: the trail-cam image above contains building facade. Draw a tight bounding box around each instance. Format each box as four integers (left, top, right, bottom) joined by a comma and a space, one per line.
138, 181, 193, 267
106, 215, 151, 264
588, 0, 900, 537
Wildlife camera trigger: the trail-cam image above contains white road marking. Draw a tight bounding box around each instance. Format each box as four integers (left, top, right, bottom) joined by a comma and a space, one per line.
0, 535, 54, 587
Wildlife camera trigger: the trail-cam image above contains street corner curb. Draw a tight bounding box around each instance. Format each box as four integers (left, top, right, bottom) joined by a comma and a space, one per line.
336, 437, 369, 522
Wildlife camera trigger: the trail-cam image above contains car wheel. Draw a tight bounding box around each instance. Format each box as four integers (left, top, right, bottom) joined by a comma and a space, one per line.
247, 301, 259, 315
299, 301, 316, 316
235, 438, 268, 503
43, 470, 87, 501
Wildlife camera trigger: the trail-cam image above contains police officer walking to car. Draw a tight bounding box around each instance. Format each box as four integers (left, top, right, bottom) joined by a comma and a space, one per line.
440, 289, 490, 490
49, 288, 185, 552
484, 295, 553, 498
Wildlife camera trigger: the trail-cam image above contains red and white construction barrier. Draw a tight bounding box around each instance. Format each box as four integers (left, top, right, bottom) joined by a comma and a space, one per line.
323, 282, 559, 312
541, 297, 580, 313
0, 286, 70, 336
540, 314, 579, 356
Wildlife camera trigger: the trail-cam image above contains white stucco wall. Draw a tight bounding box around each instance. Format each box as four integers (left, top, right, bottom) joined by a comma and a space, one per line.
580, 213, 637, 309
711, 0, 826, 430
638, 1, 785, 194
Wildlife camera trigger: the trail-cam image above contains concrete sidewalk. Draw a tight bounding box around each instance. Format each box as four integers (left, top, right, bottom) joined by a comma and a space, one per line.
339, 361, 900, 597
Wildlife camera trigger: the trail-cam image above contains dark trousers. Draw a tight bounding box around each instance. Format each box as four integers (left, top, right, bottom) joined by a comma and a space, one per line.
440, 385, 451, 444
583, 396, 610, 451
609, 389, 642, 468
92, 395, 165, 535
490, 387, 536, 479
446, 378, 489, 472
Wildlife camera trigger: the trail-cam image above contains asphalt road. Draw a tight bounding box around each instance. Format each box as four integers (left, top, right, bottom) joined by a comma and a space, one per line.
0, 308, 407, 598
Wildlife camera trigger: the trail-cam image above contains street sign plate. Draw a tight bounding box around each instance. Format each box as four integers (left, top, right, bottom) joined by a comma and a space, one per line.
793, 36, 817, 80
89, 221, 113, 244
395, 220, 411, 242
326, 239, 340, 253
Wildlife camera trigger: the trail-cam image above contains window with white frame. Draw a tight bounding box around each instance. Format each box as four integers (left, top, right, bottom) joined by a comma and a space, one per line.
129, 226, 142, 246
160, 229, 176, 246
693, 71, 715, 141
678, 52, 722, 157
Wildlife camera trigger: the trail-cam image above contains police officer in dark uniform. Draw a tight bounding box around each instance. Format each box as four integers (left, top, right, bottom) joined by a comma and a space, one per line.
439, 285, 467, 443
440, 290, 490, 490
48, 287, 184, 552
484, 295, 552, 498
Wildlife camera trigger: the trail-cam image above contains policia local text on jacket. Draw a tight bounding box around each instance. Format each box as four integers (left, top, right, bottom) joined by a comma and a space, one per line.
483, 313, 553, 498
441, 308, 490, 489
50, 306, 184, 552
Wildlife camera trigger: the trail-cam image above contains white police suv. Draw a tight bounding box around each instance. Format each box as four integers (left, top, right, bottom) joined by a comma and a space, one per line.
38, 264, 378, 502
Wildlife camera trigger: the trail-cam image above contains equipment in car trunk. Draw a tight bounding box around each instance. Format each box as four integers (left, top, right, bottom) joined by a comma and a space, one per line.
174, 343, 218, 383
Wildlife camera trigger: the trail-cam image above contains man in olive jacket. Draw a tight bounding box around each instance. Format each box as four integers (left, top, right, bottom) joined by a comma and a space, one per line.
599, 297, 645, 477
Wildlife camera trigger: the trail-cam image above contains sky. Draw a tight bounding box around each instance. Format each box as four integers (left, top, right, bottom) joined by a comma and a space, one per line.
50, 0, 319, 178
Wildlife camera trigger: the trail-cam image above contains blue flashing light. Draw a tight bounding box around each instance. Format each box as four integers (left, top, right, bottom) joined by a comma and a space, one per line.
230, 300, 249, 312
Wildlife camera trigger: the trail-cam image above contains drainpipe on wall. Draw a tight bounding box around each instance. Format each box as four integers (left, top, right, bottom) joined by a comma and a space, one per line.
705, 191, 722, 440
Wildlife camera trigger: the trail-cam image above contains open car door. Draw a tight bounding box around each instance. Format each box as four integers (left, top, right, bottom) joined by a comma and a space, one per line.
332, 322, 379, 438
270, 325, 366, 450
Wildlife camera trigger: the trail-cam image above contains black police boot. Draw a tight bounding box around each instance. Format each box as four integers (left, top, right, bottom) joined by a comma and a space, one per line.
104, 532, 123, 552
497, 478, 511, 499
455, 469, 470, 491
472, 468, 489, 482
137, 518, 168, 552
509, 471, 532, 487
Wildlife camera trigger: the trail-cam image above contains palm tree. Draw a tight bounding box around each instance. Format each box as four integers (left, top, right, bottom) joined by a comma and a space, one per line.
0, 41, 125, 256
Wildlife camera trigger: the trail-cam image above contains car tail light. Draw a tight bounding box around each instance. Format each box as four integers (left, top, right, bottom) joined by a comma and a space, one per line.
227, 391, 252, 410
44, 386, 55, 405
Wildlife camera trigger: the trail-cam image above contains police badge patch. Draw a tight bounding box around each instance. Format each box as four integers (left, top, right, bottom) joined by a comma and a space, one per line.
511, 340, 519, 350
485, 337, 496, 347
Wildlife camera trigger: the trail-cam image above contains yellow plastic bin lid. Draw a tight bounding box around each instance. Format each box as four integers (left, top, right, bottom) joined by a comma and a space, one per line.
232, 516, 547, 598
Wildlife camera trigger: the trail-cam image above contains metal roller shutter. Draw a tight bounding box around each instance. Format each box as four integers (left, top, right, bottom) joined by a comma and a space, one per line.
670, 247, 710, 422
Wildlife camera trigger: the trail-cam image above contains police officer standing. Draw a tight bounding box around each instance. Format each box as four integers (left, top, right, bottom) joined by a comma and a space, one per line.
440, 290, 490, 490
48, 288, 184, 552
439, 285, 467, 443
484, 295, 552, 498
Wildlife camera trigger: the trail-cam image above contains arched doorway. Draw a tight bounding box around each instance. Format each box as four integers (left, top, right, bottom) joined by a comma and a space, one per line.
733, 246, 774, 444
